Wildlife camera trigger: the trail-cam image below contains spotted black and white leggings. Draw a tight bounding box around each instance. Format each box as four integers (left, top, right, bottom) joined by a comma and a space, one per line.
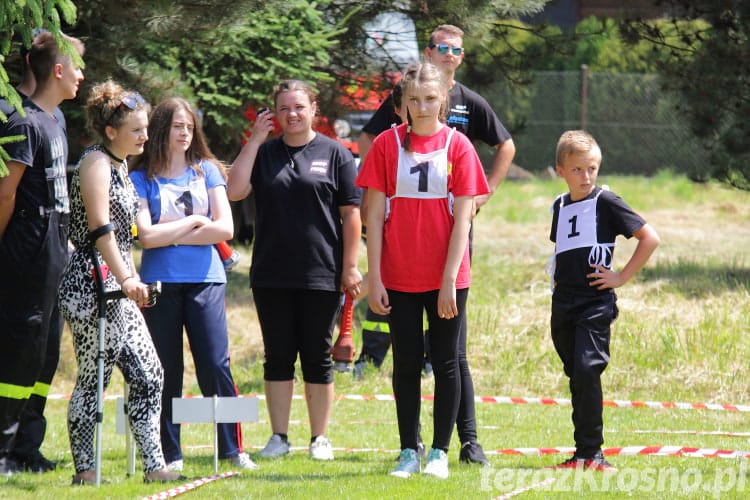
64, 297, 166, 474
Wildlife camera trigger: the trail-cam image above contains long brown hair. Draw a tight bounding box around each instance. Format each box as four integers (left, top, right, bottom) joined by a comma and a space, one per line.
131, 97, 226, 179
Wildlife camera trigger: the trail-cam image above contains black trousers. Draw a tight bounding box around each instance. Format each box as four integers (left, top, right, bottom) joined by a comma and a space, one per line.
551, 288, 618, 457
357, 308, 392, 367
12, 304, 63, 460
388, 288, 468, 451
0, 212, 67, 456
143, 282, 243, 462
359, 304, 478, 443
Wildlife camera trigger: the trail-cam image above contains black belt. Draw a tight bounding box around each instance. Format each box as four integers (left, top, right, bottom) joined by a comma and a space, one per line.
15, 206, 56, 219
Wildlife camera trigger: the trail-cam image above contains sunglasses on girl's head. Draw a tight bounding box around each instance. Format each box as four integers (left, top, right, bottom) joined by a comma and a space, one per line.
104, 93, 146, 125
429, 43, 464, 56
120, 93, 146, 110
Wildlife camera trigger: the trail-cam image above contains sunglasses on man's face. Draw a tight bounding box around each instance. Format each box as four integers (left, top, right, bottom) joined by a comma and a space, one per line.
105, 93, 146, 125
429, 43, 464, 56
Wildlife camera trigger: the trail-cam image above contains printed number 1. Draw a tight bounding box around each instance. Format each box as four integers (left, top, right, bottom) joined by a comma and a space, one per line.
176, 190, 194, 216
567, 215, 580, 238
410, 162, 430, 192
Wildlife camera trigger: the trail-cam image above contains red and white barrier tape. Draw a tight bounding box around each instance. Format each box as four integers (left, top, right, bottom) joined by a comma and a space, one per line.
494, 477, 557, 500
192, 444, 750, 459
487, 446, 750, 459
142, 470, 239, 500
47, 392, 750, 412
630, 429, 750, 437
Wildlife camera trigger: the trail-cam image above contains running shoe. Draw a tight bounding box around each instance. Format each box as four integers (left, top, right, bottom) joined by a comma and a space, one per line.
423, 448, 449, 478
228, 452, 259, 469
165, 459, 183, 472
548, 454, 586, 469
459, 441, 490, 466
390, 448, 420, 478
584, 451, 617, 472
259, 434, 291, 458
309, 436, 334, 460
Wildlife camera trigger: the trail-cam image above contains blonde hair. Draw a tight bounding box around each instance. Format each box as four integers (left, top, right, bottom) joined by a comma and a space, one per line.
556, 130, 601, 166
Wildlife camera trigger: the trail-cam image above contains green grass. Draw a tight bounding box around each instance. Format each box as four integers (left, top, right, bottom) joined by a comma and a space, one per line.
6, 172, 750, 498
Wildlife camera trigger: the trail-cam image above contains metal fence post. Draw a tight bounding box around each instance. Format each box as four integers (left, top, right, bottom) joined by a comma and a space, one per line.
581, 64, 588, 131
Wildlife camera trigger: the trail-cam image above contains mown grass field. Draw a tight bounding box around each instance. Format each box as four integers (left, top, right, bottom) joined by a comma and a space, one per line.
3, 172, 750, 498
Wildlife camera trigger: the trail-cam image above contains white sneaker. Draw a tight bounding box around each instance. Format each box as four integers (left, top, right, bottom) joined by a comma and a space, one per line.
423, 448, 449, 478
309, 436, 334, 460
228, 452, 259, 470
390, 448, 420, 478
166, 459, 183, 472
259, 434, 290, 458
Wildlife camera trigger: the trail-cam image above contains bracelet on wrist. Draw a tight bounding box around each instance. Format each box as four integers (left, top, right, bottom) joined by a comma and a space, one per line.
120, 275, 135, 286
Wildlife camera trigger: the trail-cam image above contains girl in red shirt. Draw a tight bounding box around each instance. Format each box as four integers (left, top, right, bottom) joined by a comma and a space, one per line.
356, 61, 489, 479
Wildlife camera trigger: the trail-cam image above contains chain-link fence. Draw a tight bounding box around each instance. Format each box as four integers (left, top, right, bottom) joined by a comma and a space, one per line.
478, 68, 709, 176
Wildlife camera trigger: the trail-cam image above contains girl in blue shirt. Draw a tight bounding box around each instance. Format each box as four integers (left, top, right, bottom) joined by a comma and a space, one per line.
130, 97, 256, 472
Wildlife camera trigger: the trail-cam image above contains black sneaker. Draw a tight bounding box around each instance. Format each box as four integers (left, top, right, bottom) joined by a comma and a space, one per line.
459, 441, 490, 466
352, 360, 367, 380
15, 451, 57, 473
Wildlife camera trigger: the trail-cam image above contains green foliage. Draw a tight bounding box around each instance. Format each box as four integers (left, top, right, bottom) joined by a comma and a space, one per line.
0, 0, 78, 176
465, 15, 670, 90
55, 0, 347, 160
155, 1, 338, 155
464, 15, 717, 175
50, 0, 553, 162
313, 0, 551, 133
619, 0, 750, 189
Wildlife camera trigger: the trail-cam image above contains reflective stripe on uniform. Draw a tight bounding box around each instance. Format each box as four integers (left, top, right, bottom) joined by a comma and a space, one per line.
30, 381, 51, 398
362, 320, 390, 333
0, 382, 34, 400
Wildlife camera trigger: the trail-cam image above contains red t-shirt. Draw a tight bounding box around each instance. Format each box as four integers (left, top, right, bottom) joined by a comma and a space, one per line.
356, 124, 490, 292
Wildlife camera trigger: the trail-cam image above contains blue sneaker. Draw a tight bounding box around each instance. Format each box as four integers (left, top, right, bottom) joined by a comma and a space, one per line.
390, 448, 420, 478
423, 448, 449, 478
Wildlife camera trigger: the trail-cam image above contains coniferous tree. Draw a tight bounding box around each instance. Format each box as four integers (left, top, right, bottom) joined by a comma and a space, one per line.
620, 0, 750, 188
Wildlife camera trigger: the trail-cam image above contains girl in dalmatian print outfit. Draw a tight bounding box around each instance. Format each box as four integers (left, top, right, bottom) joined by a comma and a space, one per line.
59, 80, 182, 485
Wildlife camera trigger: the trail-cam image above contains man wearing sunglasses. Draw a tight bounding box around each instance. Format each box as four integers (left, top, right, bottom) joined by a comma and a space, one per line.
355, 24, 515, 467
